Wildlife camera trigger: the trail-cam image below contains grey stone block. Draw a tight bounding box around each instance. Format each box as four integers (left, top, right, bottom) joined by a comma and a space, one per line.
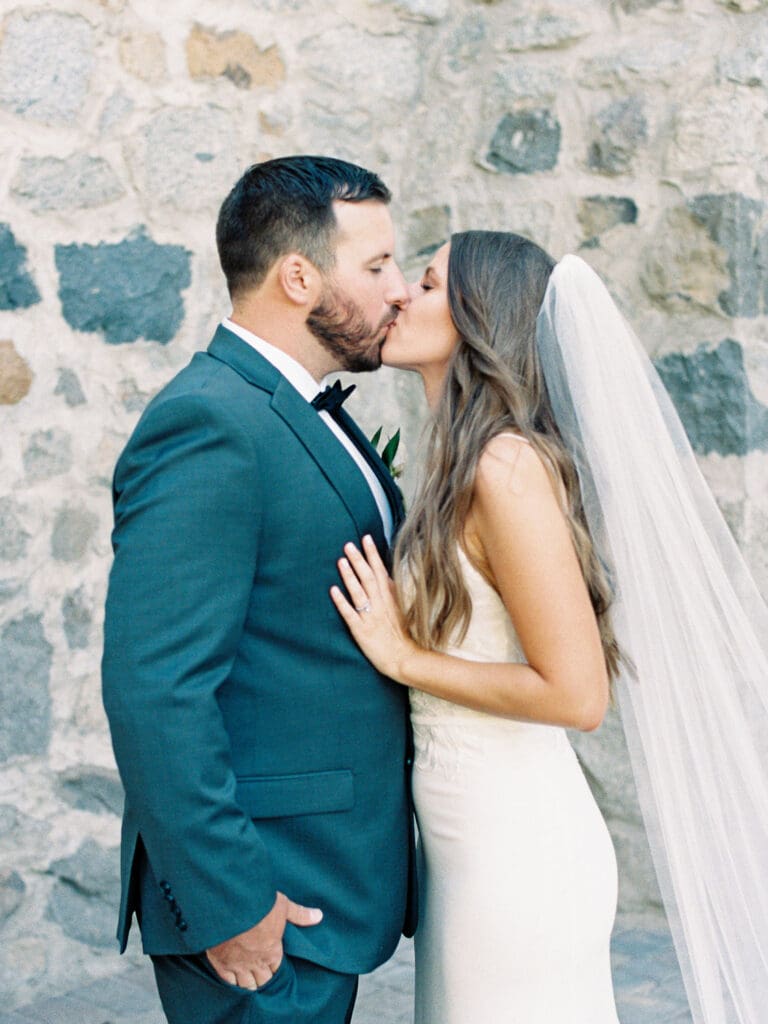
0, 498, 29, 562
442, 13, 486, 75
75, 973, 161, 1015
118, 378, 152, 413
11, 154, 124, 214
51, 505, 99, 562
57, 765, 124, 816
407, 206, 451, 259
55, 368, 86, 407
487, 109, 562, 174
613, 925, 691, 1023
719, 38, 768, 86
55, 228, 192, 345
0, 869, 25, 923
0, 225, 40, 310
588, 96, 647, 175
0, 12, 94, 126
0, 806, 19, 835
47, 840, 120, 948
0, 580, 22, 603
22, 428, 73, 481
578, 196, 638, 242
119, 962, 160, 994
300, 27, 422, 126
654, 338, 768, 455
370, 0, 449, 23
0, 614, 52, 763
356, 939, 413, 1023
62, 587, 92, 651
688, 192, 766, 317
99, 91, 135, 135
16, 995, 112, 1024
505, 13, 588, 51
128, 105, 239, 213
617, 0, 679, 10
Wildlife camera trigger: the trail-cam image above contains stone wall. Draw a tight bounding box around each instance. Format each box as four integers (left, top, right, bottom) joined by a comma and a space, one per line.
1, 0, 767, 1008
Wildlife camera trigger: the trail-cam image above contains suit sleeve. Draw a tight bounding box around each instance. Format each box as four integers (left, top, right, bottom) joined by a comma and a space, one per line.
102, 390, 276, 951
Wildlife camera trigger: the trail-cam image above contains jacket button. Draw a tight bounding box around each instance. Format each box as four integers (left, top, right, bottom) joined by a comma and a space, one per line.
178, 920, 188, 932
405, 757, 413, 767
159, 880, 171, 893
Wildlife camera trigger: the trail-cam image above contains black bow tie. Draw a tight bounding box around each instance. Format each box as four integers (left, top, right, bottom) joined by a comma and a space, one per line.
311, 379, 357, 414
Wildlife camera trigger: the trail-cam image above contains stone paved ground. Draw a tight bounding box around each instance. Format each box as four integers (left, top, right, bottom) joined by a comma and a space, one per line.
2, 916, 691, 1023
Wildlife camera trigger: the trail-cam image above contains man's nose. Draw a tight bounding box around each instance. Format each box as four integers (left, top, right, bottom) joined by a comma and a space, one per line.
407, 279, 422, 302
385, 263, 410, 309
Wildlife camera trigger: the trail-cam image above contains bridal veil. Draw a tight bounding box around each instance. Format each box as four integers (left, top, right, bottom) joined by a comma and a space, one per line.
536, 255, 768, 1024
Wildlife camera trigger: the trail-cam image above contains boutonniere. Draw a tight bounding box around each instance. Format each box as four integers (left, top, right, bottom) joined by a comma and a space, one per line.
370, 426, 404, 479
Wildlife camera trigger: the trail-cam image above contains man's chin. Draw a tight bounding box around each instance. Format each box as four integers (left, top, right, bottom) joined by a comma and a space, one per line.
342, 339, 384, 374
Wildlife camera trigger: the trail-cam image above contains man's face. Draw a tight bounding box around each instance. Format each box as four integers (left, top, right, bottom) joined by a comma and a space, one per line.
307, 200, 409, 372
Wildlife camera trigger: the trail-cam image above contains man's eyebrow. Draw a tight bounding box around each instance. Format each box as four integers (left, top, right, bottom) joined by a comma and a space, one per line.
367, 251, 392, 263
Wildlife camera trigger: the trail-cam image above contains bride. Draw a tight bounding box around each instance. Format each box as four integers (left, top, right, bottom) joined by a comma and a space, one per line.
331, 231, 768, 1024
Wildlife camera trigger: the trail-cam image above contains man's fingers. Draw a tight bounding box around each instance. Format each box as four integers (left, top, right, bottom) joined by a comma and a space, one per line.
215, 965, 240, 986
206, 954, 256, 991
285, 898, 323, 927
233, 969, 259, 991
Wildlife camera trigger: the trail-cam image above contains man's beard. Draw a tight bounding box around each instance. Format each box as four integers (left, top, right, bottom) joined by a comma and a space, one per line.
307, 283, 397, 373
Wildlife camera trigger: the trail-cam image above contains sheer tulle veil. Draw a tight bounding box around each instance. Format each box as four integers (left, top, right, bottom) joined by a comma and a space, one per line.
536, 255, 768, 1024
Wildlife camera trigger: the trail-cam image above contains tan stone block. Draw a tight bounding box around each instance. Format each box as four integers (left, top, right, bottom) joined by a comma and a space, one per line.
186, 24, 285, 90
259, 110, 286, 135
0, 340, 33, 404
119, 30, 166, 83
641, 208, 730, 314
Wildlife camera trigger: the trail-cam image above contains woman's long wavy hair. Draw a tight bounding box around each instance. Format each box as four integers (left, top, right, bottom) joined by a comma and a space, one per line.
393, 230, 623, 683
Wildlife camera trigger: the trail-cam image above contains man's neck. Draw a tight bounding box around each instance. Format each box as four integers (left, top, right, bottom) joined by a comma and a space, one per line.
228, 308, 339, 384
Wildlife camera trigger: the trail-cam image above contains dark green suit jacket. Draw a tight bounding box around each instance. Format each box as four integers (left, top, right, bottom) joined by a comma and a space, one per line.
102, 326, 416, 974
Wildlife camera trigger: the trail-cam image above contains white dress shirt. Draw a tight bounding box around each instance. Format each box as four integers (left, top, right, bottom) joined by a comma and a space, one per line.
222, 319, 393, 542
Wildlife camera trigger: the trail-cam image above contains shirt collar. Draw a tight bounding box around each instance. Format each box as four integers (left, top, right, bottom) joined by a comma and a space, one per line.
222, 318, 322, 403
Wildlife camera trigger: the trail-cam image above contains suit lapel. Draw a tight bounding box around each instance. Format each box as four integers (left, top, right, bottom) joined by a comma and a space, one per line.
207, 327, 387, 551
336, 408, 406, 534
270, 380, 388, 550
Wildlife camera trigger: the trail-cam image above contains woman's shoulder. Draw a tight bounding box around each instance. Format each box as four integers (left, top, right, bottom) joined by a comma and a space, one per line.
474, 432, 554, 505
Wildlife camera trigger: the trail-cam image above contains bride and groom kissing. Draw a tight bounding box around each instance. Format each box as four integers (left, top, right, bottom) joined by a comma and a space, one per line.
102, 155, 768, 1024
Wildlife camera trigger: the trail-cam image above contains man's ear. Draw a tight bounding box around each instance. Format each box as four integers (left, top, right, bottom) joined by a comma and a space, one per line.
277, 253, 321, 307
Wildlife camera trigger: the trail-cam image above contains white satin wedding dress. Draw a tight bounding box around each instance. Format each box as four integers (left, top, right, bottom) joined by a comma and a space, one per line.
410, 543, 620, 1024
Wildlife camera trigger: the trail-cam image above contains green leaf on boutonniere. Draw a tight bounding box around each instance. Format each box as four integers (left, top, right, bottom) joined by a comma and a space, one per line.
381, 429, 401, 474
370, 426, 403, 479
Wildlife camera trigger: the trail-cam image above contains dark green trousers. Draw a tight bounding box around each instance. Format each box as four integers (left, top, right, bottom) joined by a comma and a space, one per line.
151, 951, 359, 1024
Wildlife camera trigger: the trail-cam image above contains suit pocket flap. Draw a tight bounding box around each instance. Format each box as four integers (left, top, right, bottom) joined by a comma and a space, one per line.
235, 769, 354, 819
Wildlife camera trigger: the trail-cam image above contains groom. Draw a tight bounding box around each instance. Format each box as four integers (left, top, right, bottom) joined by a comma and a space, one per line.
102, 156, 416, 1024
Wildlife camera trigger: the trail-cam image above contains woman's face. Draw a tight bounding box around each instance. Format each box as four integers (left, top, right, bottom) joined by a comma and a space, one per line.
381, 243, 460, 385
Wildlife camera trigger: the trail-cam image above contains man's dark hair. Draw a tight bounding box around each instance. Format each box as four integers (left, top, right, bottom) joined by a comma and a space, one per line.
216, 155, 391, 298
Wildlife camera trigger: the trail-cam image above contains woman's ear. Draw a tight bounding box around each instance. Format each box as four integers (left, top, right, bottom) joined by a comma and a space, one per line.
277, 253, 321, 307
